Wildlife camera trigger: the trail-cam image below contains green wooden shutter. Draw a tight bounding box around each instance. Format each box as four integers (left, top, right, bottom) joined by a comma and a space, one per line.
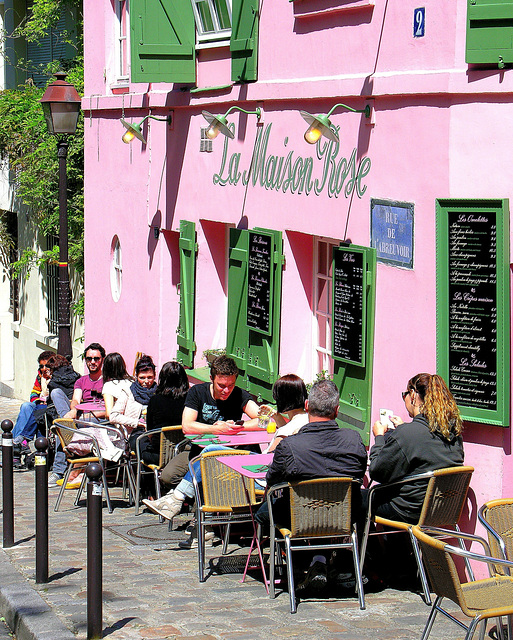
176, 220, 197, 368
227, 227, 283, 401
466, 0, 513, 66
130, 0, 196, 83
227, 228, 250, 374
331, 245, 376, 446
230, 0, 259, 83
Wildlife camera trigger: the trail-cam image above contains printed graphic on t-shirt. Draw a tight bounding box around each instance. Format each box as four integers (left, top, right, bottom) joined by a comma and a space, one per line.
202, 404, 222, 423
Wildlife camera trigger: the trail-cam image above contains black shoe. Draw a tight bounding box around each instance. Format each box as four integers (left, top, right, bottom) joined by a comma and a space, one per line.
296, 561, 328, 593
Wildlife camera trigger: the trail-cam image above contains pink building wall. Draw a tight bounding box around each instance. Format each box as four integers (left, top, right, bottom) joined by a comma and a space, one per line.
83, 0, 513, 547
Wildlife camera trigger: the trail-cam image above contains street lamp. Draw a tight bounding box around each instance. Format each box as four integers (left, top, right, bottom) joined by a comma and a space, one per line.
40, 71, 81, 359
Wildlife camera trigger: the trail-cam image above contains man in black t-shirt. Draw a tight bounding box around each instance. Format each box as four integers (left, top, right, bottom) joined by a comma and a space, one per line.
143, 355, 260, 525
182, 355, 260, 434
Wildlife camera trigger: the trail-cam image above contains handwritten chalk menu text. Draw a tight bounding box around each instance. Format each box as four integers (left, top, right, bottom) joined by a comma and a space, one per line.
247, 231, 273, 334
437, 198, 510, 427
448, 212, 498, 410
332, 248, 366, 365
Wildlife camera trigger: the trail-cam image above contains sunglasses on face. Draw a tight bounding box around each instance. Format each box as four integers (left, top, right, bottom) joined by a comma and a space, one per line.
85, 356, 101, 362
39, 365, 51, 371
401, 389, 410, 400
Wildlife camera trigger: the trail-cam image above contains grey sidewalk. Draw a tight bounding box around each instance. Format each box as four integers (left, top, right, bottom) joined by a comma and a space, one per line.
0, 396, 468, 640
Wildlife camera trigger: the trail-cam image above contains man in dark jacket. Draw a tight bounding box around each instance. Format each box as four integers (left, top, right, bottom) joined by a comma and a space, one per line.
258, 379, 368, 590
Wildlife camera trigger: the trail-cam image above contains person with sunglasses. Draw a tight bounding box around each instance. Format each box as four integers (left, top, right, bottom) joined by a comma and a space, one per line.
48, 343, 106, 485
12, 351, 55, 459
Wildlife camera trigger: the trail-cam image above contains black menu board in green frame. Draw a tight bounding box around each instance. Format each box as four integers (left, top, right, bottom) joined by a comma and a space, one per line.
247, 231, 274, 335
332, 246, 367, 366
436, 199, 510, 426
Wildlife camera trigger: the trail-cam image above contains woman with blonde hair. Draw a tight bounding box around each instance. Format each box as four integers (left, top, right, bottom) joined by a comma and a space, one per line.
367, 372, 464, 524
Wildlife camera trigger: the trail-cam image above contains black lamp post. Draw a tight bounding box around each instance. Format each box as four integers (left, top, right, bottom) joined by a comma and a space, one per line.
40, 72, 81, 359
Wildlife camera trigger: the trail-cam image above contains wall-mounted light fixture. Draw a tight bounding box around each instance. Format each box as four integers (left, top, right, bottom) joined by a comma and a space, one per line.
300, 103, 371, 144
201, 106, 262, 140
120, 114, 172, 144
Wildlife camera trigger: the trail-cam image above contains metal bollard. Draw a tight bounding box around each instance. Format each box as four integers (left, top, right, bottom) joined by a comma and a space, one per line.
1, 419, 14, 548
86, 462, 103, 640
35, 437, 49, 584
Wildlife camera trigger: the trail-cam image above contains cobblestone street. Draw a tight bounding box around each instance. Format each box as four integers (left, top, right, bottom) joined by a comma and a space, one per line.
1, 397, 470, 639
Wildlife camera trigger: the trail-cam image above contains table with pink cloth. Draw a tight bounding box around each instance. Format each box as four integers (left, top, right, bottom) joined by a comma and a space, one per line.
217, 452, 274, 592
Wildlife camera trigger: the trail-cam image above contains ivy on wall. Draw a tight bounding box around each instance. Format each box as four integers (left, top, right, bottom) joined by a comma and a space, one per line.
0, 0, 84, 317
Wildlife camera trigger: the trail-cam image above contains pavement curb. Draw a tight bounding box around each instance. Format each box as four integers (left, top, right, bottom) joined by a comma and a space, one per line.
0, 548, 75, 640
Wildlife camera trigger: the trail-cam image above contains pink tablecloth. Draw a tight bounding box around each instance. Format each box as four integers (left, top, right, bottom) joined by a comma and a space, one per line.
221, 431, 274, 446
216, 453, 274, 479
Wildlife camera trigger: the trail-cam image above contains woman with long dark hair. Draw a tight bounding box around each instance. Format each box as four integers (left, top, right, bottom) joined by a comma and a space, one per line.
132, 361, 189, 476
102, 352, 133, 418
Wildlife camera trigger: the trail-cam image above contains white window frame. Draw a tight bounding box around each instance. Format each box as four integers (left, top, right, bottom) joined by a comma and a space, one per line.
191, 0, 232, 48
110, 236, 122, 302
313, 237, 337, 378
115, 0, 129, 83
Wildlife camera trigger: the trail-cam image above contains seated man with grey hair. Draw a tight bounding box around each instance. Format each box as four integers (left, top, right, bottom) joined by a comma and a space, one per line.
256, 379, 368, 592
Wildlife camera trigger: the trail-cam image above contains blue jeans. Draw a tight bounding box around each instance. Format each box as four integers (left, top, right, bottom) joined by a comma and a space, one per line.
13, 402, 45, 444
177, 444, 232, 499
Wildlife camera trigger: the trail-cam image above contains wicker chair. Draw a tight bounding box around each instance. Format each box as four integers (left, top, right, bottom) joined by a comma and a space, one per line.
412, 525, 513, 640
133, 425, 186, 515
189, 449, 262, 583
360, 466, 474, 604
478, 498, 513, 575
51, 419, 115, 513
267, 477, 365, 614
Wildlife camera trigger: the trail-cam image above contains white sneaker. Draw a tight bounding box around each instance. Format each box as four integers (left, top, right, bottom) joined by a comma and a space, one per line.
178, 526, 216, 550
142, 491, 184, 521
48, 471, 62, 487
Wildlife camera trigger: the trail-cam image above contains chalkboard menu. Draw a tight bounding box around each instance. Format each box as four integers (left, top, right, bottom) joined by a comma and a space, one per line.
247, 231, 273, 334
448, 211, 498, 410
436, 199, 510, 427
332, 247, 366, 366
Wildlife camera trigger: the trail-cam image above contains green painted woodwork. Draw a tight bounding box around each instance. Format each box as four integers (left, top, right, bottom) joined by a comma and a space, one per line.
231, 0, 259, 83
331, 244, 376, 447
176, 220, 198, 368
466, 0, 513, 66
436, 199, 510, 426
227, 227, 283, 401
130, 0, 196, 83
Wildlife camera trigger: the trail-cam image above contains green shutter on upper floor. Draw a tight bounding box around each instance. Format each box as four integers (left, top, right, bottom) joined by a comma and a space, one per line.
466, 0, 513, 66
130, 0, 196, 83
231, 0, 259, 83
227, 227, 283, 402
176, 220, 198, 368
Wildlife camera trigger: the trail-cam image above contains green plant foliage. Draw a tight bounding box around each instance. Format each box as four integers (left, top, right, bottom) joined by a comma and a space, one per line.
0, 0, 84, 313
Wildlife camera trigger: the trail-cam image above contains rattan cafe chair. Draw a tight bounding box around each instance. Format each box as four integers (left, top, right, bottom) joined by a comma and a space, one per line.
267, 477, 365, 614
412, 525, 513, 640
133, 425, 185, 515
360, 465, 474, 605
478, 498, 513, 576
189, 449, 262, 583
51, 418, 113, 513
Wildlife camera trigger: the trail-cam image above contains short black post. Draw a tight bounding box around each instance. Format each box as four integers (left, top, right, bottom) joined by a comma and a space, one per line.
86, 462, 103, 640
35, 437, 49, 584
1, 419, 14, 548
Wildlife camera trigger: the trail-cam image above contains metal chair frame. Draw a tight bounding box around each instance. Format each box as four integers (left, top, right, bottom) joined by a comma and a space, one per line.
478, 498, 513, 576
267, 477, 365, 614
412, 525, 513, 640
133, 425, 186, 515
189, 450, 262, 583
360, 466, 474, 604
51, 418, 136, 514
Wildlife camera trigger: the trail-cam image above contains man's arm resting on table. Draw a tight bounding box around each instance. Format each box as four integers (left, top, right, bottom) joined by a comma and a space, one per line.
64, 388, 83, 419
238, 399, 261, 431
182, 407, 242, 435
